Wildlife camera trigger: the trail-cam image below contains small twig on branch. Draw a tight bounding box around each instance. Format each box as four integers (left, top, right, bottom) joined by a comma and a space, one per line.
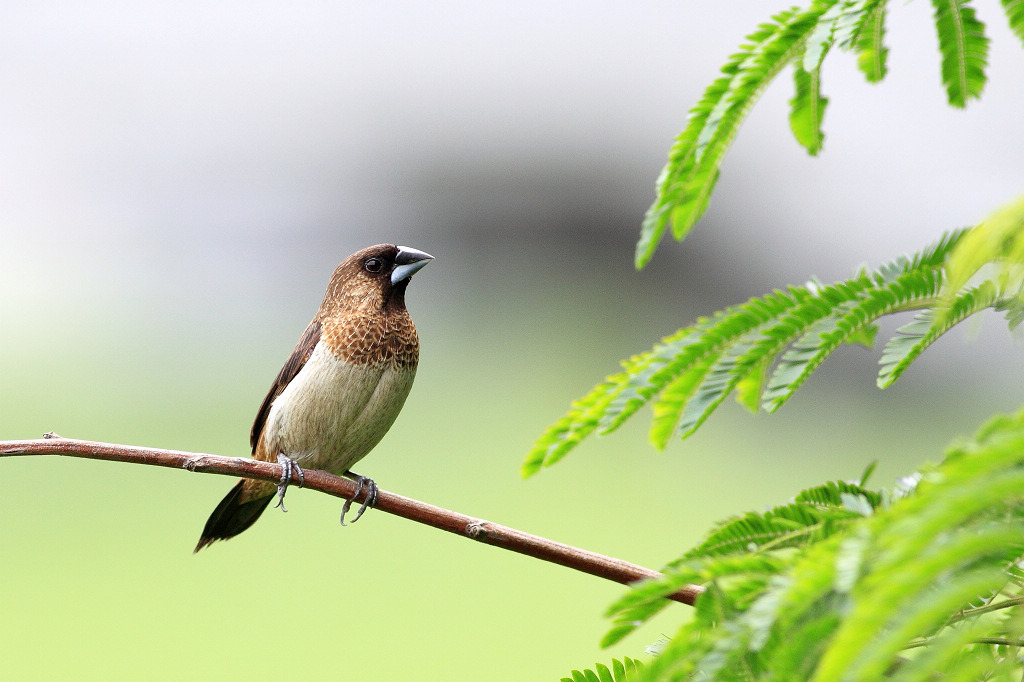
0, 437, 705, 606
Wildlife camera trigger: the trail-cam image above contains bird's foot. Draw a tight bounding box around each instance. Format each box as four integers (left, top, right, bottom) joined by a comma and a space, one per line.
339, 472, 377, 526
274, 454, 305, 512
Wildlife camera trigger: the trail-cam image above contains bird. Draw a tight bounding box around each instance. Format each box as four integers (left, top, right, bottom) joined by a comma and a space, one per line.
194, 243, 433, 552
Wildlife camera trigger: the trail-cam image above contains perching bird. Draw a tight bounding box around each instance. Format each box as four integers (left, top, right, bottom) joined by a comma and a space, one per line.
195, 244, 433, 552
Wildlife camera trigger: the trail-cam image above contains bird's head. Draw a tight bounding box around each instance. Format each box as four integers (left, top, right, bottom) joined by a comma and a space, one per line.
322, 244, 434, 314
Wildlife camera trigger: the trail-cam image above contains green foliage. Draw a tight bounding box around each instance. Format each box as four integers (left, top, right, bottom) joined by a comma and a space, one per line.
525, 215, 1024, 476
562, 657, 645, 682
854, 1, 889, 82
541, 1, 1024, 679
789, 62, 829, 155
930, 0, 990, 107
637, 0, 1020, 267
1004, 0, 1024, 45
876, 280, 1000, 388
602, 408, 1024, 680
679, 483, 880, 560
637, 5, 825, 268
942, 195, 1024, 298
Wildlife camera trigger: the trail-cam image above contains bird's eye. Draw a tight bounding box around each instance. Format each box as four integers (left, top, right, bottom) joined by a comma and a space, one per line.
364, 258, 383, 273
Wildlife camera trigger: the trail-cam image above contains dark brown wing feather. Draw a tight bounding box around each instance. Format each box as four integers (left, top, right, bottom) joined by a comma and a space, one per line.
249, 319, 322, 452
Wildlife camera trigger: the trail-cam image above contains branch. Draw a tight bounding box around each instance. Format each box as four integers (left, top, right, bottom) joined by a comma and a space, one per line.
1, 436, 705, 606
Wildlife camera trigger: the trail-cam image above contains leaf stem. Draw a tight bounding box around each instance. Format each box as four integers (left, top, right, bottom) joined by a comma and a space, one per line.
947, 595, 1024, 624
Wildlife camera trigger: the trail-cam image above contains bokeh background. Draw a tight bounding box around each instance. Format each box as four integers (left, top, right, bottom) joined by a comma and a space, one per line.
3, 1, 1024, 679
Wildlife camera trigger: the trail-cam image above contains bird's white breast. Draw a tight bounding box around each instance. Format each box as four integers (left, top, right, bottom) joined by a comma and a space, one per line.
262, 342, 417, 474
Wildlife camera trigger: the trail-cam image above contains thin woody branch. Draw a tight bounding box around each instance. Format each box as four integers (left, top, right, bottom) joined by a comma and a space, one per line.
0, 436, 705, 606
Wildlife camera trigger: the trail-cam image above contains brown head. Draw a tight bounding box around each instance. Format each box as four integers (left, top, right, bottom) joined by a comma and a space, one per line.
319, 244, 434, 317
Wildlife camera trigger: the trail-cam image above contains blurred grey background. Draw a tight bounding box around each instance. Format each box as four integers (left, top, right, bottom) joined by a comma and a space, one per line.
2, 2, 1024, 680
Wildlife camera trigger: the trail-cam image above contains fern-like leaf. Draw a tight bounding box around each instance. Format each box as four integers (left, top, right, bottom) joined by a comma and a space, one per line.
789, 64, 829, 155
648, 356, 714, 450
942, 196, 1024, 299
530, 288, 816, 468
734, 355, 770, 414
930, 0, 990, 107
636, 6, 828, 268
853, 0, 889, 82
603, 554, 786, 648
792, 0, 895, 151
631, 0, 1003, 267
528, 231, 980, 475
765, 267, 943, 411
561, 657, 644, 682
795, 479, 884, 508
648, 287, 823, 442
611, 408, 1024, 679
683, 503, 857, 560
678, 480, 882, 563
877, 279, 999, 388
1003, 0, 1024, 46
996, 291, 1024, 331
890, 624, 1015, 682
790, 0, 869, 155
670, 276, 879, 439
805, 0, 866, 68
521, 378, 621, 477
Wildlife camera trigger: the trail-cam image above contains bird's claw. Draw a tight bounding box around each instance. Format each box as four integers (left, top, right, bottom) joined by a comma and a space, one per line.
339, 473, 377, 526
274, 454, 304, 512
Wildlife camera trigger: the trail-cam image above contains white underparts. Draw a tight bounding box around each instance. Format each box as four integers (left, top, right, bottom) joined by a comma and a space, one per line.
262, 343, 416, 474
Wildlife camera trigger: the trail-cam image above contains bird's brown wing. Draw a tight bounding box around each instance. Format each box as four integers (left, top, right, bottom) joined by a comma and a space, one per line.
250, 319, 322, 453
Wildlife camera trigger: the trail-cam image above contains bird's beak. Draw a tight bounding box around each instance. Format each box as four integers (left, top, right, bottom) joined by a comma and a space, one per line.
391, 246, 434, 284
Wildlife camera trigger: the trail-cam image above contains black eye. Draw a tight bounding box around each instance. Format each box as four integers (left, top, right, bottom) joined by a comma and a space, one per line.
364, 258, 383, 273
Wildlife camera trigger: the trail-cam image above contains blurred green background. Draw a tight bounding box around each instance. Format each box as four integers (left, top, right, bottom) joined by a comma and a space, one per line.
3, 2, 1024, 680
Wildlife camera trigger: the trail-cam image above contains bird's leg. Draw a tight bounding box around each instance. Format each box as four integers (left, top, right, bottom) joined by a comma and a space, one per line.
273, 453, 304, 512
339, 471, 378, 526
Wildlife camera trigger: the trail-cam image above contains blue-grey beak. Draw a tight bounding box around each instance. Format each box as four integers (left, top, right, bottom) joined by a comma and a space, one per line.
391, 246, 434, 284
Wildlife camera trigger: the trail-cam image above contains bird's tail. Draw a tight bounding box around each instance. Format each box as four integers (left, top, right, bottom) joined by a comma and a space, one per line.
194, 479, 275, 552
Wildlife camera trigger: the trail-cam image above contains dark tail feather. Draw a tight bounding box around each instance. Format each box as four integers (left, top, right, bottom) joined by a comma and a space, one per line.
194, 480, 274, 552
